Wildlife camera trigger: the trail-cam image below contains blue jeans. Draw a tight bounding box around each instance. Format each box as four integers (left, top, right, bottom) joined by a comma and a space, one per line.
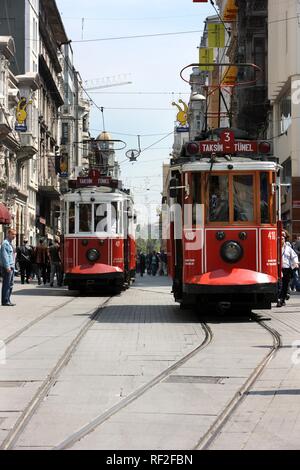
1, 268, 14, 305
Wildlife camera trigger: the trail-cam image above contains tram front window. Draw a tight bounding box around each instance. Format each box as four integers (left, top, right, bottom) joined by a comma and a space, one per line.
233, 175, 254, 222
209, 175, 229, 222
94, 203, 118, 233
79, 204, 92, 232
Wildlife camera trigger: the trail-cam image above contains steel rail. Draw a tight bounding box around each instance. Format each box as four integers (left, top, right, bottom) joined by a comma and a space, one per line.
195, 313, 282, 450
54, 322, 214, 450
4, 296, 77, 345
1, 296, 112, 450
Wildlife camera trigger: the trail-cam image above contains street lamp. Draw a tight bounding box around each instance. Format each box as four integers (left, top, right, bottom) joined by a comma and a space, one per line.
190, 92, 206, 102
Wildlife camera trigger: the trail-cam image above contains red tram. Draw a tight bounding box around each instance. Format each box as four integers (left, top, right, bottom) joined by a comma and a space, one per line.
168, 129, 281, 312
62, 173, 136, 293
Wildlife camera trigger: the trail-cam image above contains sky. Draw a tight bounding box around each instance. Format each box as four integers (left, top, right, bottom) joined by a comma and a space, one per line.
56, 0, 215, 210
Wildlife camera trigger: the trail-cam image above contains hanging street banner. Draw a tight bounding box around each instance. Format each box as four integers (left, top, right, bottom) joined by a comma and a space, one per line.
199, 48, 214, 71
208, 23, 225, 48
222, 65, 238, 85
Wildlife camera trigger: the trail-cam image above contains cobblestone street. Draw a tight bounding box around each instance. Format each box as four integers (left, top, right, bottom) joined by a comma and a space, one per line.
1, 276, 299, 450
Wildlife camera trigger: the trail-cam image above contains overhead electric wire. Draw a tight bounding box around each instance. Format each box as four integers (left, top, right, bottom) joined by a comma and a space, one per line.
62, 14, 206, 22
71, 30, 203, 43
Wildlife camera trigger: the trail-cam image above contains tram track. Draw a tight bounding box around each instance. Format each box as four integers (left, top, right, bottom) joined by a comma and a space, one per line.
194, 312, 282, 450
53, 322, 213, 450
0, 296, 112, 450
4, 296, 77, 345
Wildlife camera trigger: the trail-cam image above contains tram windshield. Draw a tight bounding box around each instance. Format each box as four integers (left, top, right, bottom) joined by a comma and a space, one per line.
65, 200, 123, 235
209, 175, 229, 222
79, 204, 92, 232
94, 202, 119, 234
233, 175, 254, 222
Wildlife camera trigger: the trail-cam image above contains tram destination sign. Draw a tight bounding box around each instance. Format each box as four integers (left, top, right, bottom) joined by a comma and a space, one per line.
68, 176, 121, 189
198, 140, 258, 154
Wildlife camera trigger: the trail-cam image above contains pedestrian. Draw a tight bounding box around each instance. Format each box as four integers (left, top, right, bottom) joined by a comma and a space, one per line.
48, 239, 63, 287
139, 252, 146, 277
0, 228, 17, 307
277, 232, 299, 307
160, 250, 168, 275
151, 251, 159, 276
34, 239, 47, 285
146, 253, 152, 275
16, 238, 33, 284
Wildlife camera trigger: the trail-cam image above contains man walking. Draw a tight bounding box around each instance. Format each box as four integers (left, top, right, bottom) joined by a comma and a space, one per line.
48, 239, 63, 287
277, 232, 299, 307
0, 228, 16, 307
16, 238, 32, 284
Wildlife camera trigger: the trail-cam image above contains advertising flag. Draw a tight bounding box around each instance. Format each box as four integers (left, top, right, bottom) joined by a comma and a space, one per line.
199, 48, 214, 71
208, 23, 225, 48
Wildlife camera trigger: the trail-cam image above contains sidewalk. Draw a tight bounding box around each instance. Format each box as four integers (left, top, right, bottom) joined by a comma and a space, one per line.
210, 292, 300, 450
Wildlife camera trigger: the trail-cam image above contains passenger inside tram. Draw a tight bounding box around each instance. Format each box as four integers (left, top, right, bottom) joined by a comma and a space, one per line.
233, 175, 254, 222
209, 175, 229, 222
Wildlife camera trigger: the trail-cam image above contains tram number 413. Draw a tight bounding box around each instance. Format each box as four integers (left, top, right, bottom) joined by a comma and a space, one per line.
268, 231, 276, 241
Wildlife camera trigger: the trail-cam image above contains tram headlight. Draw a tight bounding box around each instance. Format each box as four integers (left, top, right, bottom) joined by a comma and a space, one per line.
221, 241, 243, 264
87, 249, 100, 262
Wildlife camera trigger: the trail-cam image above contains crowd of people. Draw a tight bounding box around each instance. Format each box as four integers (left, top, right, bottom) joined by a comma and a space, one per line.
0, 229, 63, 307
136, 250, 168, 277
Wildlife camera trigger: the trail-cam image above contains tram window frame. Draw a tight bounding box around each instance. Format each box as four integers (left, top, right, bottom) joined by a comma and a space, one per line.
205, 172, 260, 226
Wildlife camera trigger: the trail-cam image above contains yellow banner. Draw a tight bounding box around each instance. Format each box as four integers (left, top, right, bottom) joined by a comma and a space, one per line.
208, 23, 225, 48
223, 0, 238, 22
222, 65, 238, 85
199, 48, 214, 71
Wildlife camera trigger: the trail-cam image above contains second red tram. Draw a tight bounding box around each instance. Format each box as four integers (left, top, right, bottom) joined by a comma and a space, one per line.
62, 181, 136, 293
168, 130, 281, 312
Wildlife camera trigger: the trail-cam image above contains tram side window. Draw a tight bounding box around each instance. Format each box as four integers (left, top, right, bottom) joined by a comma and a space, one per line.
260, 172, 270, 224
209, 175, 229, 222
69, 202, 75, 234
79, 204, 92, 232
233, 175, 254, 222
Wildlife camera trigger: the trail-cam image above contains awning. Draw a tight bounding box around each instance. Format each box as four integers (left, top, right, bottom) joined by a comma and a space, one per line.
0, 203, 12, 225
223, 0, 238, 22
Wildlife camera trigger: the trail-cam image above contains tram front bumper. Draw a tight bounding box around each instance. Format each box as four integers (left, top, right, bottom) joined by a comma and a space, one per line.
183, 269, 278, 307
64, 263, 124, 288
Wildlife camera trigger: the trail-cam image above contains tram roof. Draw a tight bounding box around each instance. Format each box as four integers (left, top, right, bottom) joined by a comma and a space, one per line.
175, 160, 280, 173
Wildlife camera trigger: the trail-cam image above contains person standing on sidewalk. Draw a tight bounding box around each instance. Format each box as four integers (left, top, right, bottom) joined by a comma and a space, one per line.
35, 239, 47, 285
16, 239, 33, 284
0, 228, 17, 307
277, 232, 299, 307
48, 239, 63, 287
